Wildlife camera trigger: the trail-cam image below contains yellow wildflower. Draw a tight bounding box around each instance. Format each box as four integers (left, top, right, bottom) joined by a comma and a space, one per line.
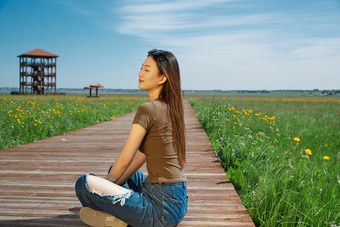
305, 149, 312, 156
323, 156, 330, 160
293, 137, 301, 142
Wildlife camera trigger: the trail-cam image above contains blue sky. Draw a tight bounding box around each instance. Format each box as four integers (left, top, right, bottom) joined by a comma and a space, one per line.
0, 0, 339, 90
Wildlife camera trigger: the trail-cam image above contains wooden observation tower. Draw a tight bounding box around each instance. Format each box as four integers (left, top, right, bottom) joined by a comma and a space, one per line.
18, 48, 59, 95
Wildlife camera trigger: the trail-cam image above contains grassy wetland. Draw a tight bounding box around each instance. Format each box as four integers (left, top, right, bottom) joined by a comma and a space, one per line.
190, 94, 339, 226
0, 94, 147, 149
0, 93, 339, 226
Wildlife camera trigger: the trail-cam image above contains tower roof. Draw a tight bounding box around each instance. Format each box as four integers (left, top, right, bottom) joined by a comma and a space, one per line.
18, 48, 59, 57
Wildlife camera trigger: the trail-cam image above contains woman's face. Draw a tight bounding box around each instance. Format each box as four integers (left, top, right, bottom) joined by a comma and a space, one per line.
138, 56, 165, 91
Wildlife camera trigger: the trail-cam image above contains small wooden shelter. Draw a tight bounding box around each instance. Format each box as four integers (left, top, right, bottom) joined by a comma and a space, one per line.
18, 48, 59, 95
84, 83, 104, 97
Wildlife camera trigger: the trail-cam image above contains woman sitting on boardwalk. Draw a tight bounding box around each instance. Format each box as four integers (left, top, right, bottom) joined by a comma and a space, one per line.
75, 49, 188, 227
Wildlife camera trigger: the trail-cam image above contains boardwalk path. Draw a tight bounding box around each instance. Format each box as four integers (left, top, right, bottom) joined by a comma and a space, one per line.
0, 100, 254, 226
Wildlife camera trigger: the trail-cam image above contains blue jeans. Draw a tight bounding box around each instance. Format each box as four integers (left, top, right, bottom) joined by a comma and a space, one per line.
75, 168, 188, 227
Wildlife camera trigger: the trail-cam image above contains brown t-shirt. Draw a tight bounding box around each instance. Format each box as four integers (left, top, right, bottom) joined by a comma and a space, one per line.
132, 99, 186, 183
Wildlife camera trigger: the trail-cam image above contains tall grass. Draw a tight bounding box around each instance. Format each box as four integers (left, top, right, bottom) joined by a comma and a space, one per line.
189, 95, 340, 226
0, 94, 147, 149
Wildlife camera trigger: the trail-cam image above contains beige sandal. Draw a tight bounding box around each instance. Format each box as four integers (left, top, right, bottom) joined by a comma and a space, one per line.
79, 207, 128, 227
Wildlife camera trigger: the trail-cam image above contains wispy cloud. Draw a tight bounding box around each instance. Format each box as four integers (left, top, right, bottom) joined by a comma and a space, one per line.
117, 13, 281, 37
49, 0, 340, 89
119, 0, 236, 14
116, 0, 279, 40
113, 0, 340, 89
287, 38, 340, 59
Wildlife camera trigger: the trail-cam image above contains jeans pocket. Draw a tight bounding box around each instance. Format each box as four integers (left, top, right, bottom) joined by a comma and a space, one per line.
161, 194, 187, 227
170, 183, 187, 203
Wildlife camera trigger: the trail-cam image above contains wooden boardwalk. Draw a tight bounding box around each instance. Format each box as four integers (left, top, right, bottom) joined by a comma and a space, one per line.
0, 100, 254, 226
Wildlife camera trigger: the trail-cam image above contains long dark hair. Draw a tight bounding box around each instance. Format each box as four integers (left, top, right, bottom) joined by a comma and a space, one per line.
147, 49, 186, 168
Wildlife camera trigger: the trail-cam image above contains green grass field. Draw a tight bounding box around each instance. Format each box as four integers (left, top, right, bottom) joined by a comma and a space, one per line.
1, 93, 339, 226
0, 94, 147, 149
189, 94, 340, 227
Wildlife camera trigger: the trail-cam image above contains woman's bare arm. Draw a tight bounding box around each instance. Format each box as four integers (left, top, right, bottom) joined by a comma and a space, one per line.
106, 124, 146, 182
114, 151, 146, 185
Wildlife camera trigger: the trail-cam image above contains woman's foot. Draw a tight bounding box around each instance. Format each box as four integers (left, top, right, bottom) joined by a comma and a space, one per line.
79, 207, 128, 227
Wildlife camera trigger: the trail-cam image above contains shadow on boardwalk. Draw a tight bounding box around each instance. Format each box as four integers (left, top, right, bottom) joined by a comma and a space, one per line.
0, 100, 254, 226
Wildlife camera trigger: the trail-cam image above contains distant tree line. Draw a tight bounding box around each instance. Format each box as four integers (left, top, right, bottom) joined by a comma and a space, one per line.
185, 89, 340, 95
1, 87, 339, 95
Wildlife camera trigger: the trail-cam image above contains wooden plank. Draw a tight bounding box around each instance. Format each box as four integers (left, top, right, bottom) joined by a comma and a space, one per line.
0, 100, 254, 226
